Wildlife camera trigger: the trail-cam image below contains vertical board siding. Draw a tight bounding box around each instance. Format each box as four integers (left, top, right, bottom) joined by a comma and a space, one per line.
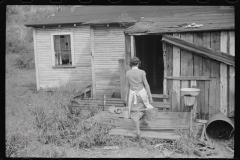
202, 32, 211, 119
166, 31, 233, 119
228, 31, 235, 116
36, 26, 92, 89
180, 33, 194, 112
94, 27, 126, 98
209, 32, 221, 118
172, 33, 181, 112
220, 31, 228, 116
193, 33, 204, 119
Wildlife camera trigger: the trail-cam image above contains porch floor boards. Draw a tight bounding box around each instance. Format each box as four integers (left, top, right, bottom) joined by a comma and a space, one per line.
91, 111, 192, 140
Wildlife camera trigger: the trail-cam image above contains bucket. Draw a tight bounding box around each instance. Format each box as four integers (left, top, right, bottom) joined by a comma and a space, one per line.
146, 108, 158, 121
122, 107, 130, 119
205, 113, 234, 140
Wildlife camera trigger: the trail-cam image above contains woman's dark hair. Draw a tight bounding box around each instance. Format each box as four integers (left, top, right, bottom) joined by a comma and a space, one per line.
130, 57, 141, 67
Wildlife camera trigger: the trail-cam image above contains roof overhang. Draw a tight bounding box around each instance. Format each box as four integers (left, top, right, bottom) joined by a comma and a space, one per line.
162, 34, 235, 66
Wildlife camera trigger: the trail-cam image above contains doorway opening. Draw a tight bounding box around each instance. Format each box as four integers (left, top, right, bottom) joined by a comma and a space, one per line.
135, 35, 164, 95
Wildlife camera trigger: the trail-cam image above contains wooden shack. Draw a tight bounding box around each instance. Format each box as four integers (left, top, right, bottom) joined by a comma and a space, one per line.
124, 12, 235, 119
25, 6, 235, 120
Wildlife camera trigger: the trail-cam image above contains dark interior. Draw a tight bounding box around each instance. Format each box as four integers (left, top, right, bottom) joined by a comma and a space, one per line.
135, 35, 164, 94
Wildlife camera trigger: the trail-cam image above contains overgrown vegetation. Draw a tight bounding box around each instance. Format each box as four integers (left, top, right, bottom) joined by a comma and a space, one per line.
6, 5, 71, 69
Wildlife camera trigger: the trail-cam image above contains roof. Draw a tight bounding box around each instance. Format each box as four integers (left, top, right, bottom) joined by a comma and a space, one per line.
125, 8, 234, 34
25, 6, 234, 28
162, 35, 235, 66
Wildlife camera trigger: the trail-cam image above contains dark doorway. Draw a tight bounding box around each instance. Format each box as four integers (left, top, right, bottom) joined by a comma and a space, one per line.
135, 35, 164, 94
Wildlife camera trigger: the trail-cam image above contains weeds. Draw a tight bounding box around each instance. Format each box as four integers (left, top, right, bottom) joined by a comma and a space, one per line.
29, 101, 117, 149
6, 133, 29, 157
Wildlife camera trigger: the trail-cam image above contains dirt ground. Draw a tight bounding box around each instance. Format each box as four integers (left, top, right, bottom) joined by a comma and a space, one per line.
6, 68, 235, 158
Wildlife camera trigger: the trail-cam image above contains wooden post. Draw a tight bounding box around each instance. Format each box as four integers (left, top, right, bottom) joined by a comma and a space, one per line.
125, 34, 131, 70
130, 36, 135, 58
33, 28, 40, 91
162, 42, 167, 103
90, 27, 96, 98
119, 59, 126, 100
220, 31, 228, 116
172, 33, 181, 112
153, 36, 157, 87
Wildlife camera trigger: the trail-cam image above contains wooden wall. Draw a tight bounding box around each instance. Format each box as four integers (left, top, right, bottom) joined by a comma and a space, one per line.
165, 31, 235, 119
35, 26, 92, 89
93, 27, 126, 98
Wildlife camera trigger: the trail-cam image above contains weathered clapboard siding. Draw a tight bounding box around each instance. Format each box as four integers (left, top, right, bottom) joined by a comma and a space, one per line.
94, 27, 126, 98
35, 26, 92, 89
165, 30, 234, 119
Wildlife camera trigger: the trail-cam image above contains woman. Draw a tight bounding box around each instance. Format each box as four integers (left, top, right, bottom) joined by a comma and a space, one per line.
125, 57, 154, 137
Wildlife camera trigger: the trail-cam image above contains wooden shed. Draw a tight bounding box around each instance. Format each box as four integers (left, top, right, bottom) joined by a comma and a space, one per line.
25, 6, 235, 120
124, 10, 235, 119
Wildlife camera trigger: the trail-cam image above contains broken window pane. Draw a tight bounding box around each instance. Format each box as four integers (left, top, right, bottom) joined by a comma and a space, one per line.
54, 35, 72, 65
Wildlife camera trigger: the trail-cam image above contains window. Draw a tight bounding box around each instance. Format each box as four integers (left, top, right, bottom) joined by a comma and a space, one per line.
51, 33, 74, 67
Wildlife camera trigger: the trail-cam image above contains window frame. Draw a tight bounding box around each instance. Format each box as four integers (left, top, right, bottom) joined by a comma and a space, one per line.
50, 32, 75, 67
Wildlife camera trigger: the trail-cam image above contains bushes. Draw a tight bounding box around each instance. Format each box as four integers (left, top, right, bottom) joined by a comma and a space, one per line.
14, 52, 35, 69
6, 52, 35, 71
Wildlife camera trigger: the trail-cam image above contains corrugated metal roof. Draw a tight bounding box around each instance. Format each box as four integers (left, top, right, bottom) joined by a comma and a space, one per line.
162, 35, 235, 66
125, 8, 234, 34
25, 6, 234, 27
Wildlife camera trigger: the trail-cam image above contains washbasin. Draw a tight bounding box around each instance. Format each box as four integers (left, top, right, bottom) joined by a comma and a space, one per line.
181, 88, 200, 97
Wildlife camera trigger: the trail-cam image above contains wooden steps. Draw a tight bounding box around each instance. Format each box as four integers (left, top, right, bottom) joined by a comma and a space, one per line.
70, 98, 171, 111
109, 128, 180, 140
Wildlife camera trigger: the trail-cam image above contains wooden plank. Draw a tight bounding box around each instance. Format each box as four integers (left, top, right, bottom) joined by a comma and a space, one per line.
162, 35, 234, 66
213, 32, 221, 117
228, 31, 235, 117
165, 76, 210, 81
180, 33, 194, 112
116, 118, 189, 126
90, 27, 96, 98
109, 128, 180, 140
101, 111, 190, 119
152, 94, 169, 99
193, 33, 204, 119
151, 102, 170, 108
118, 59, 125, 100
220, 31, 228, 115
172, 33, 181, 112
130, 35, 135, 58
166, 43, 173, 109
202, 32, 211, 120
33, 28, 40, 91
